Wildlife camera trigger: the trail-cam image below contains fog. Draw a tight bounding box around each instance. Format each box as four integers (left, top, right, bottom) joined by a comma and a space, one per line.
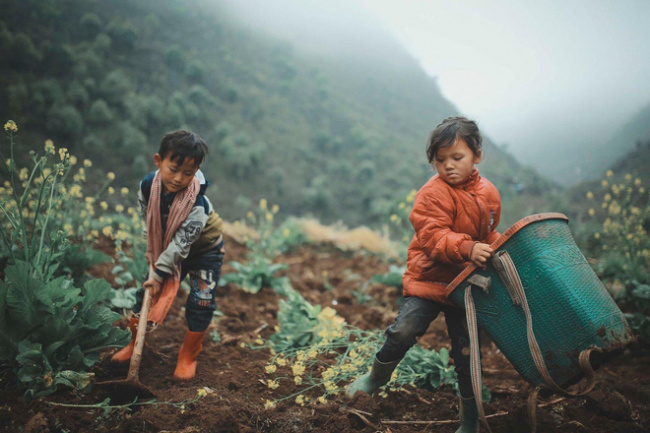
219, 0, 650, 183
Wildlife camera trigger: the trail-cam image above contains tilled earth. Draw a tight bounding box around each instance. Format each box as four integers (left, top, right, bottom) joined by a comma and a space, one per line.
1, 235, 648, 433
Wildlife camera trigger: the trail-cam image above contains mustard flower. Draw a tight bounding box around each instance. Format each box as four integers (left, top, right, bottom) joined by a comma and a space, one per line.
58, 147, 68, 161
295, 395, 305, 406
83, 159, 92, 167
265, 364, 277, 374
3, 120, 18, 132
586, 191, 594, 199
259, 198, 267, 210
606, 170, 613, 177
108, 186, 115, 195
588, 208, 595, 216
265, 212, 273, 222
120, 187, 129, 195
271, 204, 279, 213
100, 201, 108, 210
264, 399, 276, 410
107, 172, 115, 181
115, 204, 124, 213
44, 140, 55, 155
69, 155, 77, 165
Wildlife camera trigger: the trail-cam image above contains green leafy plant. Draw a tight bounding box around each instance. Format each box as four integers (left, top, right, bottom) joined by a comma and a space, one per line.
220, 199, 295, 293
0, 261, 130, 398
260, 283, 461, 407
372, 264, 406, 289
0, 121, 114, 280
624, 282, 650, 345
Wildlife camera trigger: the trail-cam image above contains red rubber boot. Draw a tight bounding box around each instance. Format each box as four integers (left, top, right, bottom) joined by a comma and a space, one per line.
111, 315, 139, 363
173, 330, 206, 380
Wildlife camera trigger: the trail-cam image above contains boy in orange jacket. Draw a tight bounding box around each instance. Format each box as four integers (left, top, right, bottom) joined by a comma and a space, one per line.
112, 130, 224, 380
347, 117, 501, 433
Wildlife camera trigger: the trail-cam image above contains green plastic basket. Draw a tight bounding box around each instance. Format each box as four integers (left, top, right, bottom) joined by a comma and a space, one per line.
446, 213, 635, 387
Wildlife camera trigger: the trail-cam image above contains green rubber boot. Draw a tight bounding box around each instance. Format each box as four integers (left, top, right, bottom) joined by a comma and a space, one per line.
345, 355, 399, 397
456, 396, 480, 433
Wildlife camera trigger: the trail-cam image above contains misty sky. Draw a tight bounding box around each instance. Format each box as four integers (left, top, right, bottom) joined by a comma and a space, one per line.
354, 0, 650, 165
222, 0, 650, 180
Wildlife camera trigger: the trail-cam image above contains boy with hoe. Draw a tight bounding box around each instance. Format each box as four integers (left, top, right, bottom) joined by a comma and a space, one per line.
112, 130, 225, 380
347, 117, 501, 433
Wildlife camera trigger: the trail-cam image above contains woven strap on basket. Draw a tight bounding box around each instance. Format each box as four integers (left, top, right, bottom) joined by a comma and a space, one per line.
464, 250, 602, 433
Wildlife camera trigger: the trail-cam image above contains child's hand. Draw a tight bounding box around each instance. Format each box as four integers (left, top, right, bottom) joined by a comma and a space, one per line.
144, 277, 162, 296
470, 243, 494, 269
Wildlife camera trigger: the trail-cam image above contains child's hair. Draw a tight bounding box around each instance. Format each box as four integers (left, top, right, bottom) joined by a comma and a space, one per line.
158, 130, 209, 166
426, 117, 482, 163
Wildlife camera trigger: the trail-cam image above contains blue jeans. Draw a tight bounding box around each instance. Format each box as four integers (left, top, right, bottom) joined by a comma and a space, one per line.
377, 296, 477, 398
134, 242, 225, 332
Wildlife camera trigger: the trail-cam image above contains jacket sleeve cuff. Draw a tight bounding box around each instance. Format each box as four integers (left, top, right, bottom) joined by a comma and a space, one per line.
459, 240, 477, 260
152, 268, 169, 282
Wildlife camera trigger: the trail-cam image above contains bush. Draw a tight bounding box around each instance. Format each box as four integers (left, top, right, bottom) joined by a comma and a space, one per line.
164, 45, 185, 72
46, 104, 84, 138
185, 61, 205, 83
80, 12, 103, 39
42, 43, 75, 77
66, 82, 89, 108
7, 83, 29, 114
106, 18, 137, 51
100, 70, 134, 105
7, 32, 41, 70
88, 99, 113, 125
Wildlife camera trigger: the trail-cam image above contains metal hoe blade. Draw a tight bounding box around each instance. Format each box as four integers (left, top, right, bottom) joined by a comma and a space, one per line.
96, 288, 155, 403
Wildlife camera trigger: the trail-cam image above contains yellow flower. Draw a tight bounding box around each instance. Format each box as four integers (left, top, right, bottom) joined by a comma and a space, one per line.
283, 228, 290, 237
247, 211, 254, 220
102, 226, 113, 237
83, 159, 92, 167
264, 399, 276, 410
275, 357, 287, 367
259, 198, 267, 210
107, 172, 115, 181
44, 140, 55, 154
267, 380, 279, 390
272, 204, 279, 213
634, 178, 642, 186
18, 168, 29, 181
3, 120, 18, 132
115, 204, 124, 213
69, 155, 77, 165
601, 180, 608, 187
197, 388, 208, 398
108, 187, 115, 195
604, 193, 611, 202
292, 362, 306, 377
294, 376, 303, 385
120, 187, 129, 195
398, 202, 406, 209
625, 173, 632, 181
390, 214, 398, 222
317, 396, 327, 404
640, 187, 645, 194
265, 212, 273, 222
295, 395, 305, 406
265, 364, 277, 374
586, 191, 594, 199
588, 208, 595, 216
100, 201, 108, 210
606, 170, 613, 177
254, 338, 264, 345
58, 147, 68, 161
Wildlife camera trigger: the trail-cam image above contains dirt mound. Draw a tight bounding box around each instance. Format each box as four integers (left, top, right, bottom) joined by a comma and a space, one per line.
1, 235, 648, 432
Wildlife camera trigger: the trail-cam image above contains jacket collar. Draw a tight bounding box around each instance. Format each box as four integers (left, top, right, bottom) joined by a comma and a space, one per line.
456, 168, 480, 190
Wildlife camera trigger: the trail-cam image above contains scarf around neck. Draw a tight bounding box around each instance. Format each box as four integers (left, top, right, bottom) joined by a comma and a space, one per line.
145, 170, 200, 325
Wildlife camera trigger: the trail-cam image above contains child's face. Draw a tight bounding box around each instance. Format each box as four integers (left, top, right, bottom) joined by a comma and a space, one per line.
154, 154, 200, 193
433, 139, 481, 186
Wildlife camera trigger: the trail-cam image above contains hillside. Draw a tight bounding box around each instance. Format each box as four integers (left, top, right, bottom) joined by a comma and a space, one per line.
0, 0, 551, 227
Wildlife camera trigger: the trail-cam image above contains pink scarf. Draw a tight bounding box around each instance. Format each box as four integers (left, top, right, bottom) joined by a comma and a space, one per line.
145, 171, 200, 324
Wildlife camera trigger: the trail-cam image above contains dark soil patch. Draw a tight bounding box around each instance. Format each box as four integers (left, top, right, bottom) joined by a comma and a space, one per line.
1, 235, 648, 432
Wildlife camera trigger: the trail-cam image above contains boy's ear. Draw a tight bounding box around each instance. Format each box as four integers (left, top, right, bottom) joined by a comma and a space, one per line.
153, 153, 162, 168
473, 150, 482, 164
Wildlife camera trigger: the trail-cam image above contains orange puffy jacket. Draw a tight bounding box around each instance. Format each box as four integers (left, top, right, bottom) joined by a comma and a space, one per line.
402, 168, 501, 305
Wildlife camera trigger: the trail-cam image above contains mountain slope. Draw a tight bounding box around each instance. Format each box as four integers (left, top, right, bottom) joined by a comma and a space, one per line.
0, 0, 550, 226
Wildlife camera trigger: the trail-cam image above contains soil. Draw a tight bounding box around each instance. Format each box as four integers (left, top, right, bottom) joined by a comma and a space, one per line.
1, 235, 649, 433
